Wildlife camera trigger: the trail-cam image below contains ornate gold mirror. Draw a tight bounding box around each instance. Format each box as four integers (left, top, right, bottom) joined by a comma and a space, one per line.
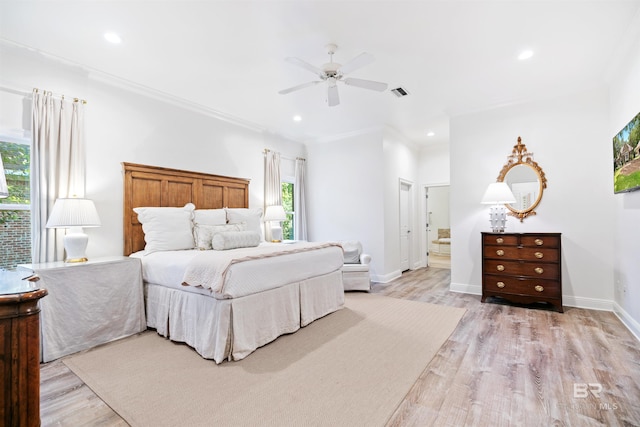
497, 137, 547, 221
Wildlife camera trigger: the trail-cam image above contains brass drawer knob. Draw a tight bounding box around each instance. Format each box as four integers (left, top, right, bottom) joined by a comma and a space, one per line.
496, 250, 505, 256
535, 285, 544, 292
497, 265, 505, 272
534, 267, 544, 274
496, 237, 504, 244
497, 282, 505, 288
535, 238, 544, 246
535, 252, 544, 259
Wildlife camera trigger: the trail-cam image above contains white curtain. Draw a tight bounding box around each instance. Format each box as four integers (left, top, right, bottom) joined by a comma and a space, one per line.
31, 90, 86, 263
264, 150, 281, 241
295, 158, 308, 241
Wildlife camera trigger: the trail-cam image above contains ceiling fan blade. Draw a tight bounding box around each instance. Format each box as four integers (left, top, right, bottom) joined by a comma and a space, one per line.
327, 84, 340, 107
338, 52, 375, 75
278, 81, 320, 95
285, 57, 325, 78
343, 77, 388, 92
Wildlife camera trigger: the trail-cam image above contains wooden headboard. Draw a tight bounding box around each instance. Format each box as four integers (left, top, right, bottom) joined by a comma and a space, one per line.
122, 162, 250, 255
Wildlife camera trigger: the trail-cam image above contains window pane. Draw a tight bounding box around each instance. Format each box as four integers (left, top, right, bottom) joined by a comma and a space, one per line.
0, 141, 30, 206
0, 140, 32, 269
281, 182, 294, 240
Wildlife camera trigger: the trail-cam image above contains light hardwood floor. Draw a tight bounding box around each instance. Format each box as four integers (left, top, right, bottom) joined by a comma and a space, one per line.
40, 268, 640, 426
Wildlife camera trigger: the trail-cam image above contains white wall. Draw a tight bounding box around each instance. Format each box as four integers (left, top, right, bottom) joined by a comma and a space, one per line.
0, 45, 306, 258
382, 129, 420, 278
306, 128, 420, 282
419, 142, 450, 186
608, 26, 640, 338
306, 131, 385, 278
450, 86, 615, 309
418, 142, 451, 266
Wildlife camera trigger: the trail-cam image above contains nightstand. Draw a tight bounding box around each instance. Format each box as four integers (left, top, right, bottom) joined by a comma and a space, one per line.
19, 256, 146, 361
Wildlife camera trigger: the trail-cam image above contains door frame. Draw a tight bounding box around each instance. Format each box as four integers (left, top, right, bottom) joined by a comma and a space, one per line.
399, 179, 414, 272
422, 182, 450, 268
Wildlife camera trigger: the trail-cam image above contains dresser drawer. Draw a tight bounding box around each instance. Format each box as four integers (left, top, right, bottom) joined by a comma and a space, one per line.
520, 235, 560, 248
483, 259, 559, 279
484, 275, 560, 297
482, 234, 518, 246
483, 246, 559, 262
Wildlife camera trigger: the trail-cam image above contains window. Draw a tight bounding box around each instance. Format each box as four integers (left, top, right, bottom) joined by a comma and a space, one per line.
0, 138, 32, 268
281, 181, 294, 240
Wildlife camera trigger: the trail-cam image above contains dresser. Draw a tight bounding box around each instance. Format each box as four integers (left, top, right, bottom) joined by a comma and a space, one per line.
481, 232, 563, 312
0, 276, 47, 426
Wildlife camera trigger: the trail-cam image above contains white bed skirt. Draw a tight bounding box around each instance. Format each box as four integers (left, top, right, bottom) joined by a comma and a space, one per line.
145, 269, 344, 363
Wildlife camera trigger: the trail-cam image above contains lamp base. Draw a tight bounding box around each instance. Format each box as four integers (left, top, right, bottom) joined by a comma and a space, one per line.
270, 225, 283, 242
488, 205, 508, 233
64, 228, 89, 263
65, 257, 89, 263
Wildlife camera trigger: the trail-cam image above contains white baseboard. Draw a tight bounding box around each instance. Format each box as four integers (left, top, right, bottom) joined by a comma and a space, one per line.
450, 282, 481, 295
562, 295, 614, 311
372, 270, 402, 284
612, 303, 640, 342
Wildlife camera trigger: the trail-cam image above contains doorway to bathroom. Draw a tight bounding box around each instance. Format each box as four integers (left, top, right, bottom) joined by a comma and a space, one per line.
425, 185, 450, 269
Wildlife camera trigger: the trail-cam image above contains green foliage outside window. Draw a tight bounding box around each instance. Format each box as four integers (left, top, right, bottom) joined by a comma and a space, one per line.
281, 182, 294, 240
0, 141, 30, 224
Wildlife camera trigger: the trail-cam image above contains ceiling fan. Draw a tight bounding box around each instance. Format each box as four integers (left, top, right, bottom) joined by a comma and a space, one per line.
278, 43, 388, 107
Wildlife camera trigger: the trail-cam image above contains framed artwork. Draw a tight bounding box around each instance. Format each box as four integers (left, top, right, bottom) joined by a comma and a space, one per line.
613, 111, 640, 194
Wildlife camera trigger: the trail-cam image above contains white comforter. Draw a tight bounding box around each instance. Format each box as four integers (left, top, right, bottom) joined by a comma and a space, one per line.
132, 241, 344, 299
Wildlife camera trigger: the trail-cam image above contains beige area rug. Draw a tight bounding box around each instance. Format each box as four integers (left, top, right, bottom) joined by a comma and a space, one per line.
63, 293, 465, 427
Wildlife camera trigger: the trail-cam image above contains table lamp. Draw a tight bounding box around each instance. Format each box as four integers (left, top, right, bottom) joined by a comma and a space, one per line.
46, 197, 101, 262
481, 182, 516, 233
264, 205, 287, 242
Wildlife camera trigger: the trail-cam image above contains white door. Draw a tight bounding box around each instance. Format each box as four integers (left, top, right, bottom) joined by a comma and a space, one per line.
399, 181, 412, 272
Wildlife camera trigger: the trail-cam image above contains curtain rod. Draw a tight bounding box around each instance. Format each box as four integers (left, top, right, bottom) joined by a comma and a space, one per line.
263, 148, 306, 161
0, 84, 30, 97
33, 88, 87, 104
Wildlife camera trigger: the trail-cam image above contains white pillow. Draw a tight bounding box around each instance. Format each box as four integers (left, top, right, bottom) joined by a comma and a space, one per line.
133, 203, 195, 254
341, 241, 363, 264
194, 222, 246, 250
212, 230, 261, 251
193, 209, 226, 226
225, 208, 264, 240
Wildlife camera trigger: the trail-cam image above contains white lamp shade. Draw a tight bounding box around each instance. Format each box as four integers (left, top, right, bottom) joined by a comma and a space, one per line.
481, 182, 516, 204
264, 205, 287, 222
46, 198, 101, 228
0, 156, 8, 198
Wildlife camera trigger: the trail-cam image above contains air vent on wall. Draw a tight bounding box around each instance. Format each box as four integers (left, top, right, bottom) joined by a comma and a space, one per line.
390, 86, 410, 97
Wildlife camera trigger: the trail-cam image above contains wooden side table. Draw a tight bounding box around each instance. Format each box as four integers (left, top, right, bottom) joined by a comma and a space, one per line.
0, 277, 47, 427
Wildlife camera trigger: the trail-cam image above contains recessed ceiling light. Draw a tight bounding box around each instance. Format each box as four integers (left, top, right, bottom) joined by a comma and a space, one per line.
427, 131, 435, 137
104, 32, 122, 44
518, 50, 533, 60
293, 115, 302, 122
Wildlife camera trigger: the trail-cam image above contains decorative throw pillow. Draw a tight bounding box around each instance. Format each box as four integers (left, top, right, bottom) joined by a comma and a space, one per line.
133, 203, 195, 254
212, 230, 261, 251
225, 208, 264, 240
340, 241, 363, 264
194, 222, 246, 250
193, 209, 226, 226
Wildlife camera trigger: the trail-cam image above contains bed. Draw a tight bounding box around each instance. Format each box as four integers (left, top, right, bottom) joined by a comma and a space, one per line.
122, 163, 345, 363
